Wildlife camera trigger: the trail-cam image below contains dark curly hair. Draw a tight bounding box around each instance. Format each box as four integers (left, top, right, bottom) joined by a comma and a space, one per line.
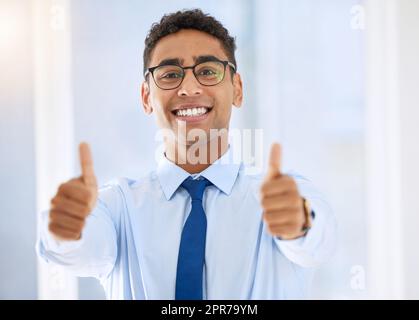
143, 9, 237, 76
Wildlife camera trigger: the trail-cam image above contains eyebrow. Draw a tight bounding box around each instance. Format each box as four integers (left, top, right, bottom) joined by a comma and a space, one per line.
156, 55, 222, 67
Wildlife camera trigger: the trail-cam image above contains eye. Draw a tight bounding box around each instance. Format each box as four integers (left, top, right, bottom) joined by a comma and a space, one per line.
161, 72, 182, 79
198, 69, 217, 76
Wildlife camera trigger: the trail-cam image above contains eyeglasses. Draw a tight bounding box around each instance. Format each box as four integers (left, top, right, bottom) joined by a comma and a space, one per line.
144, 58, 236, 90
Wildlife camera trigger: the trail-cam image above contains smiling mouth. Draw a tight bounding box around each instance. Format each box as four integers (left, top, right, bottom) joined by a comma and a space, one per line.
171, 106, 213, 118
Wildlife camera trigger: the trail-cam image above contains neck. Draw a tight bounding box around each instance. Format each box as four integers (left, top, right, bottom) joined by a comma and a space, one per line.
164, 135, 229, 174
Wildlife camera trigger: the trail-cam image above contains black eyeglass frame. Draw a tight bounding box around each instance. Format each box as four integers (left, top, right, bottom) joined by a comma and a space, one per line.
144, 58, 236, 90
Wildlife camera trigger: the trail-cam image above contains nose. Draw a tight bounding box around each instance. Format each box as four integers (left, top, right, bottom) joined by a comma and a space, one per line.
177, 69, 203, 97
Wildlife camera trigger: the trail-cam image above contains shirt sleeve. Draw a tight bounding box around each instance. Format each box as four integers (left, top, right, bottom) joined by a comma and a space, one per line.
273, 171, 338, 268
35, 184, 119, 279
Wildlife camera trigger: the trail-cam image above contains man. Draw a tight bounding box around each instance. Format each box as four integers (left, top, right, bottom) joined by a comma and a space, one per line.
36, 9, 336, 299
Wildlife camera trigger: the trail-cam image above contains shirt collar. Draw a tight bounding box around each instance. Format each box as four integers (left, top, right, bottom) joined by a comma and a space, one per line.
156, 144, 242, 200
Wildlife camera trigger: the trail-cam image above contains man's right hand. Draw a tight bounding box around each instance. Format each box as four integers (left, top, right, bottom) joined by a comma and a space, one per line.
48, 142, 98, 241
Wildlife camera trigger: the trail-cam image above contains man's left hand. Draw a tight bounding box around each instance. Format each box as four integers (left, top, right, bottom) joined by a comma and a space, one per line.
259, 143, 307, 240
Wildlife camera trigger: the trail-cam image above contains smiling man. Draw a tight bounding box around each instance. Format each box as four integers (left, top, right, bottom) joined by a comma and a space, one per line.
36, 9, 337, 299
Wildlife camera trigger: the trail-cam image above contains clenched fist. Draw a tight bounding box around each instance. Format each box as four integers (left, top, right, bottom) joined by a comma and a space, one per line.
260, 143, 308, 240
48, 142, 98, 241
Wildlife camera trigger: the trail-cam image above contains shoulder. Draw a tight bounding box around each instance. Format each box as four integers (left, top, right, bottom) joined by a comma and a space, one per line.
98, 170, 160, 202
237, 164, 311, 195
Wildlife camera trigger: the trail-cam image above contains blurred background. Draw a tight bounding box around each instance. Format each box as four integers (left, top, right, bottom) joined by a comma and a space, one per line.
1, 0, 418, 299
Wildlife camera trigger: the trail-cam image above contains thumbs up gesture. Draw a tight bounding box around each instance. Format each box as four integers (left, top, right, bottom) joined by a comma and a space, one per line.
259, 143, 307, 240
48, 142, 98, 241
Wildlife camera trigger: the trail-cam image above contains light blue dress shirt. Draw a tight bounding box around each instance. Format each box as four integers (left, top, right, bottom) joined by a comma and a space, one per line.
36, 145, 337, 299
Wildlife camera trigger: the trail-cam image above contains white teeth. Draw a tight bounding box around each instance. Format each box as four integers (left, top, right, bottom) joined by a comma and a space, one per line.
175, 107, 209, 117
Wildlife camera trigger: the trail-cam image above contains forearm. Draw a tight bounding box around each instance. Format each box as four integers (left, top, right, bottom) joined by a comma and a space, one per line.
36, 201, 118, 279
274, 173, 337, 268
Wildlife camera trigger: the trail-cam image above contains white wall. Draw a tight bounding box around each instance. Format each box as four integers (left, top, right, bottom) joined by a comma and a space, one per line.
398, 0, 419, 299
0, 0, 37, 299
366, 0, 419, 299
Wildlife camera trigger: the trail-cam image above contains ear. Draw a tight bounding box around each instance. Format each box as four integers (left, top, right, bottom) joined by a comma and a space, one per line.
141, 81, 153, 115
232, 73, 243, 108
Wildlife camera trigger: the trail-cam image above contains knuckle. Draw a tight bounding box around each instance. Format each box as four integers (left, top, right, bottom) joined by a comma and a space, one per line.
270, 226, 282, 237
284, 176, 295, 187
297, 214, 305, 227
291, 221, 302, 233
78, 219, 86, 231
84, 189, 94, 202
260, 183, 269, 194
259, 189, 266, 198
267, 224, 276, 234
49, 209, 57, 220
49, 209, 63, 221
278, 175, 288, 183
294, 197, 302, 208
69, 177, 80, 183
84, 207, 92, 217
57, 183, 65, 194
285, 179, 294, 190
263, 213, 273, 223
48, 222, 59, 235
51, 197, 64, 209
72, 232, 81, 240
261, 197, 268, 208
259, 188, 267, 199
263, 179, 275, 191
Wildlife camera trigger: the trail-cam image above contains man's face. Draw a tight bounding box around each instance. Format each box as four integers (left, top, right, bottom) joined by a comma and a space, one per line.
141, 29, 243, 145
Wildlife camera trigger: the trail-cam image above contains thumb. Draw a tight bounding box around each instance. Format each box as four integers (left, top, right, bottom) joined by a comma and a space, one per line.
79, 142, 97, 187
266, 143, 282, 180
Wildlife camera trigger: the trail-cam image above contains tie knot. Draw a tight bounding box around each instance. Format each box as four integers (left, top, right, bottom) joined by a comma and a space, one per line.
181, 176, 212, 201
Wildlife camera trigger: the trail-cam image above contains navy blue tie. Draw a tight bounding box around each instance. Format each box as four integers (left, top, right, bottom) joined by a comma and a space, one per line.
175, 176, 212, 300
